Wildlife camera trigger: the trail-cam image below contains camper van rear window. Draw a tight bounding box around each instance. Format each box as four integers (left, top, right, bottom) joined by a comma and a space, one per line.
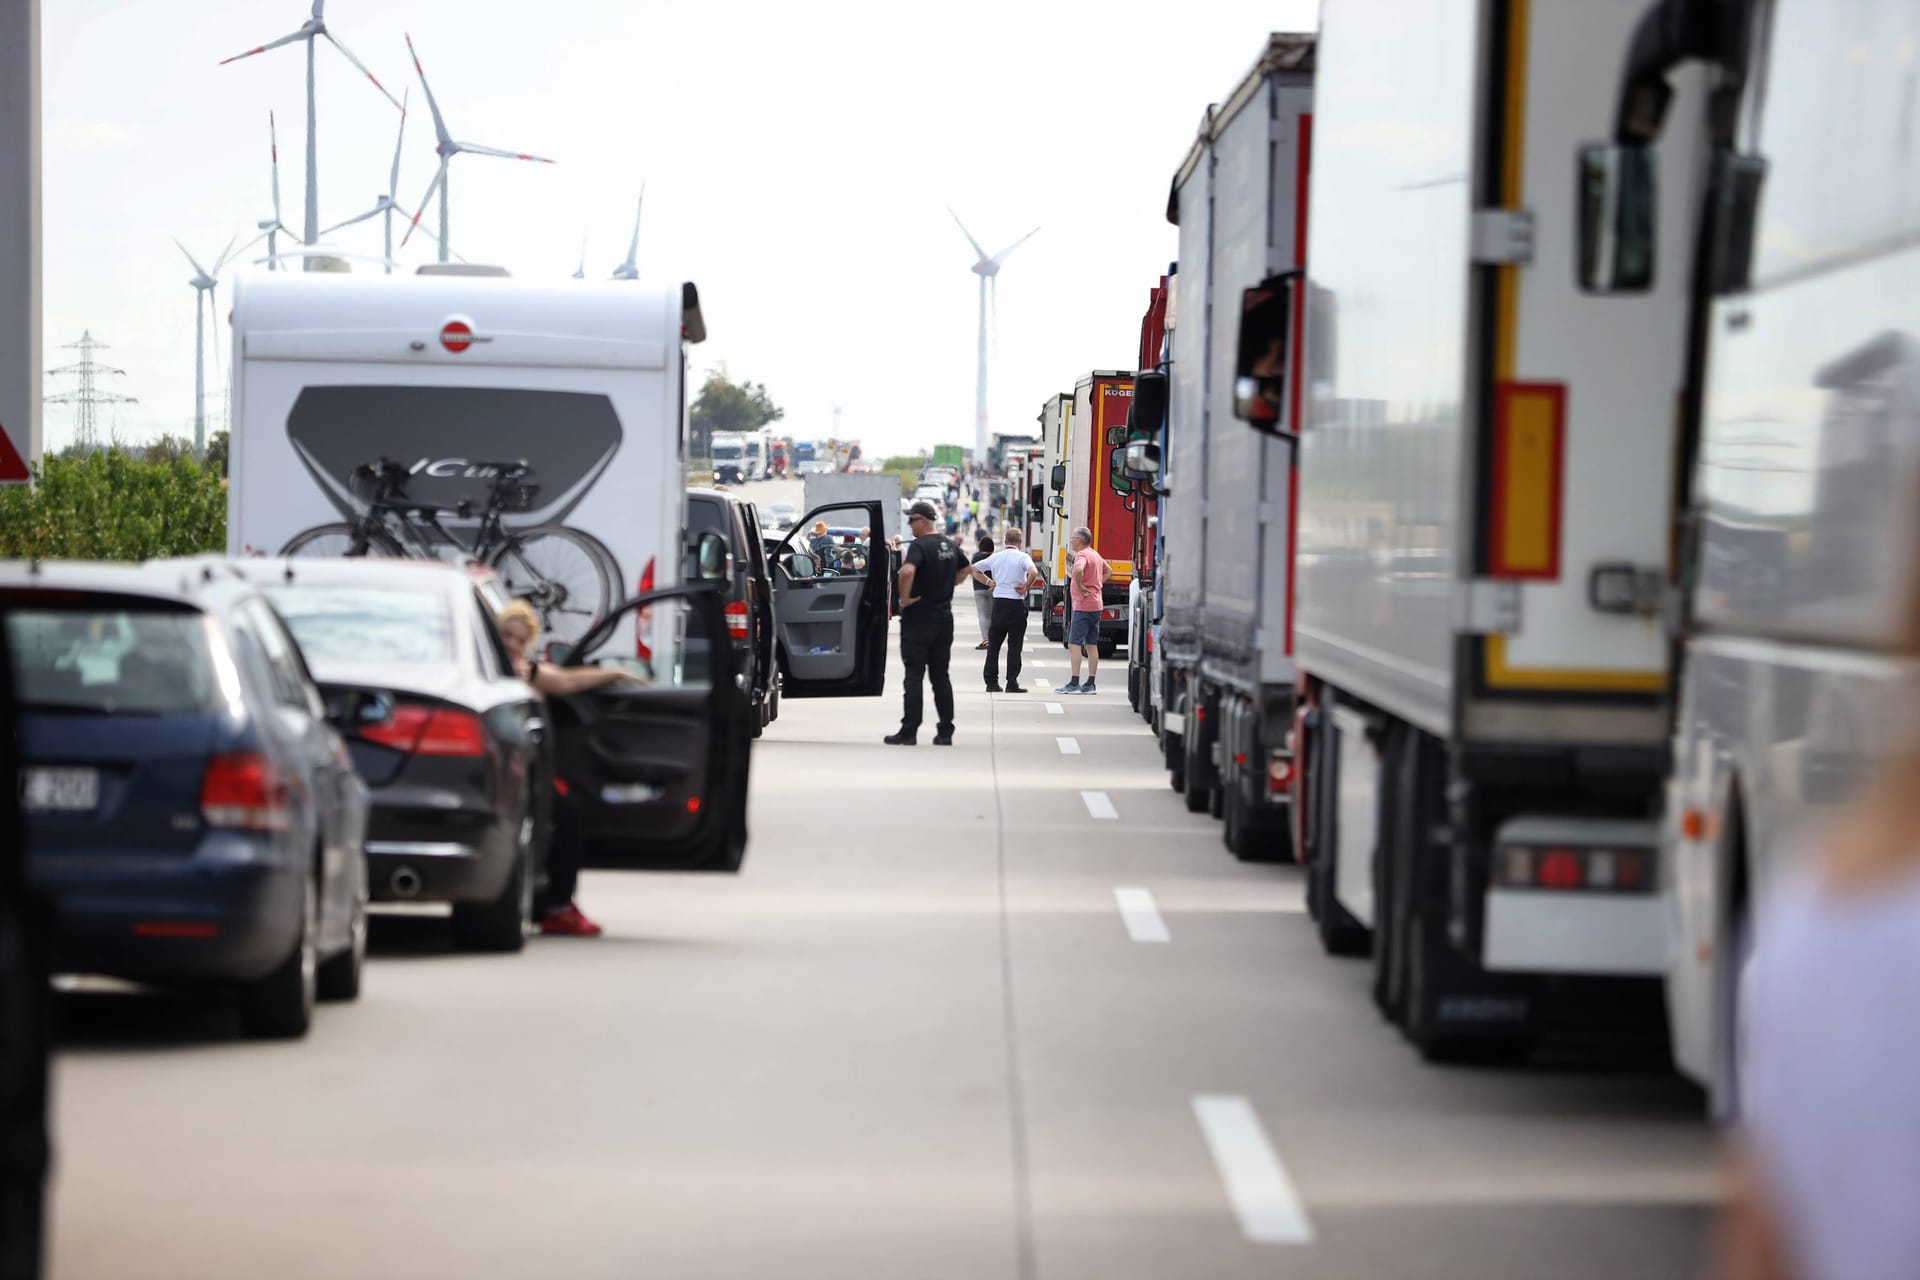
286, 385, 623, 524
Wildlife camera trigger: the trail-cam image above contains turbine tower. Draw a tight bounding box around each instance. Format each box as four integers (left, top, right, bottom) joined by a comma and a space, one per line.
611, 185, 644, 280
949, 209, 1038, 463
403, 34, 556, 264
251, 114, 299, 271
174, 236, 242, 459
321, 88, 460, 270
219, 1, 403, 262
46, 333, 137, 454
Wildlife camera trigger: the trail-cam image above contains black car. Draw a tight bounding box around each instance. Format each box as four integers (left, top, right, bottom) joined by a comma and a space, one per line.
223, 558, 550, 953
687, 489, 779, 735
2, 562, 369, 1038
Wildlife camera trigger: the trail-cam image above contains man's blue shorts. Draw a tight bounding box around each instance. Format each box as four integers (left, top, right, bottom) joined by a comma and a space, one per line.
1068, 609, 1100, 646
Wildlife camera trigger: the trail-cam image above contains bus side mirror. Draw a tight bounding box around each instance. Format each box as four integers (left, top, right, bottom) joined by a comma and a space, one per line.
1128, 370, 1168, 437
1050, 464, 1067, 493
1233, 273, 1298, 434
1576, 144, 1657, 293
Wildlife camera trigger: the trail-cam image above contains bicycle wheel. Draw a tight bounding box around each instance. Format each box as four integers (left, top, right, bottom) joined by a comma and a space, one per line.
489, 526, 619, 645
281, 523, 408, 558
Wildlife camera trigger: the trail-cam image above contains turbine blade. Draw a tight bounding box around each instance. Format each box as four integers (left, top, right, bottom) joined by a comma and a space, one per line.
219, 28, 310, 66
455, 141, 556, 164
268, 112, 282, 221
574, 231, 587, 279
405, 35, 453, 146
212, 231, 242, 275
387, 87, 409, 199
991, 226, 1041, 265
947, 207, 989, 262
323, 31, 402, 111
391, 204, 464, 260
319, 206, 383, 236
401, 160, 449, 248
173, 237, 209, 279
312, 0, 325, 19
623, 184, 644, 265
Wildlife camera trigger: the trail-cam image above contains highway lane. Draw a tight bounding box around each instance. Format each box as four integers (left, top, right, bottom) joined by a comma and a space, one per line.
45, 617, 1719, 1279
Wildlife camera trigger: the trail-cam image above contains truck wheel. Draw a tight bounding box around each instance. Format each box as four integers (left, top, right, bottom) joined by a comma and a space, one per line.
1099, 640, 1117, 660
1183, 729, 1210, 814
1165, 730, 1186, 793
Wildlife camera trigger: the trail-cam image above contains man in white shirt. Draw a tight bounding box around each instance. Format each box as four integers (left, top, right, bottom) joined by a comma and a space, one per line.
960, 528, 1044, 693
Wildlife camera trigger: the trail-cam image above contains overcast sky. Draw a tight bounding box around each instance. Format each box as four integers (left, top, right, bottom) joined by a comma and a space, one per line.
42, 0, 1317, 458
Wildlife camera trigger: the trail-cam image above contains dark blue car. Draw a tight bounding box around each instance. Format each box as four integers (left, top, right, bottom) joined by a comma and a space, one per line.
1, 562, 369, 1038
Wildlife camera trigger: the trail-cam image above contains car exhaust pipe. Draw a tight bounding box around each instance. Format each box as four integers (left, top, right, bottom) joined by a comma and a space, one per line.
389, 866, 423, 900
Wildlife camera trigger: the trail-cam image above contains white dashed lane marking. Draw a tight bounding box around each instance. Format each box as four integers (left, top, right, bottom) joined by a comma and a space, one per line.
1113, 886, 1169, 942
1045, 703, 1064, 715
1056, 737, 1080, 755
1081, 791, 1118, 820
1192, 1095, 1314, 1245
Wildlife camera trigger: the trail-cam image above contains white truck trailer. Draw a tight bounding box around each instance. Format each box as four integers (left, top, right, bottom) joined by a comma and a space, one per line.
1036, 391, 1074, 640
1574, 0, 1917, 1114
1157, 35, 1314, 861
1243, 0, 1708, 1057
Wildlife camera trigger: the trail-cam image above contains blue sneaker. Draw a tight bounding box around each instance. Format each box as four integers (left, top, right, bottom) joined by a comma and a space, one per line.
1060, 678, 1082, 694
1081, 681, 1098, 696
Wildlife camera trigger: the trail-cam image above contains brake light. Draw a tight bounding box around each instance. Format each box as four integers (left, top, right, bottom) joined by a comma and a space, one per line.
201, 752, 291, 831
724, 599, 750, 639
1538, 848, 1583, 889
637, 556, 656, 661
1496, 843, 1651, 893
1267, 756, 1294, 794
358, 705, 486, 757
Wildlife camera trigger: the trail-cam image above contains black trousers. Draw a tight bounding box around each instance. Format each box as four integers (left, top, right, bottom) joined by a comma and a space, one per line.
986, 596, 1028, 685
899, 612, 955, 735
547, 786, 582, 907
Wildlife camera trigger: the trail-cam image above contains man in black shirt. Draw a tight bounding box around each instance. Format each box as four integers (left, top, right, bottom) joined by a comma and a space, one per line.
887, 500, 961, 746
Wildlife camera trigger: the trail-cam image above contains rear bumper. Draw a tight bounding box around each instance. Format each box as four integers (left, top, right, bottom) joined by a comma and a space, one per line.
364, 787, 514, 905
30, 835, 304, 984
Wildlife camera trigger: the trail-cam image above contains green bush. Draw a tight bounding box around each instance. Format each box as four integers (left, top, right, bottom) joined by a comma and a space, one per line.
0, 449, 226, 561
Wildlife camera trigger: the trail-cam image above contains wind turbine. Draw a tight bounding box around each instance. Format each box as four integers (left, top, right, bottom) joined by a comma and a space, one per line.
320, 89, 460, 270
573, 232, 588, 279
949, 209, 1039, 463
174, 235, 241, 459
610, 186, 644, 280
252, 114, 299, 271
219, 1, 403, 259
402, 34, 556, 264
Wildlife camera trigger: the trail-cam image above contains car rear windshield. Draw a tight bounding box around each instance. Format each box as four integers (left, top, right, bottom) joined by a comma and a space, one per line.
6, 606, 218, 714
265, 587, 453, 665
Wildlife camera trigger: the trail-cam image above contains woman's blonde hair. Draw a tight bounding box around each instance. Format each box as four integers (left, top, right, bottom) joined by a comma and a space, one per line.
498, 598, 542, 641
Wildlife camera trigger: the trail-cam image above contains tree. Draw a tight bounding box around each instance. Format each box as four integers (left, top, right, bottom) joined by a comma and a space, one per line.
203, 430, 230, 478
689, 368, 783, 459
143, 435, 193, 466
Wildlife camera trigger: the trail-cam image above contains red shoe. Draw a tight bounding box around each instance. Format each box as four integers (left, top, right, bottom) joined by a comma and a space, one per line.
540, 903, 604, 937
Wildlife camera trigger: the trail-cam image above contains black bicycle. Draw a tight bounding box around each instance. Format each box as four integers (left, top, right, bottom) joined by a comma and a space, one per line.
281, 459, 620, 643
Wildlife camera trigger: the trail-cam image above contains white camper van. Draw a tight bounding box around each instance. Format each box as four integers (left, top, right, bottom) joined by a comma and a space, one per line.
228, 269, 704, 650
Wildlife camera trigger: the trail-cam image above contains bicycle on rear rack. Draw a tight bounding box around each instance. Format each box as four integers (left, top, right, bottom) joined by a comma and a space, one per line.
280, 459, 620, 643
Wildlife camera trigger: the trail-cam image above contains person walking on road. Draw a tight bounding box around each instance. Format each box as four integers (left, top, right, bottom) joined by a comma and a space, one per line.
963, 527, 1044, 694
970, 533, 995, 650
887, 500, 962, 746
1059, 527, 1111, 695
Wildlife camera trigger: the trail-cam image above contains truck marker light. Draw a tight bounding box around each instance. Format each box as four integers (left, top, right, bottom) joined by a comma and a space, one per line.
1537, 848, 1583, 889
133, 922, 220, 939
1680, 809, 1706, 841
1501, 847, 1533, 886
686, 796, 702, 814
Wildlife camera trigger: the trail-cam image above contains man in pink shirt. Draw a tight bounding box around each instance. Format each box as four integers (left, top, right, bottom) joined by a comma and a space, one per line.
1061, 527, 1111, 695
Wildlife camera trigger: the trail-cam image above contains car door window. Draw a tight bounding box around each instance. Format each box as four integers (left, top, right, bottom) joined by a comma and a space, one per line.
471, 590, 516, 680
244, 600, 320, 715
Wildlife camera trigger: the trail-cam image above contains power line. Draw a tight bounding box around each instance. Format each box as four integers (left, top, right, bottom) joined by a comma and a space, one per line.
46, 331, 138, 452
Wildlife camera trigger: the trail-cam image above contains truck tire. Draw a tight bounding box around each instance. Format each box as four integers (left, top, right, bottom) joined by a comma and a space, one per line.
1183, 727, 1210, 814
1165, 730, 1186, 793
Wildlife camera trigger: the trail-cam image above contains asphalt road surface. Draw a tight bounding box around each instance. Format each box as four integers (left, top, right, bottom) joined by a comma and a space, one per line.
45, 620, 1720, 1280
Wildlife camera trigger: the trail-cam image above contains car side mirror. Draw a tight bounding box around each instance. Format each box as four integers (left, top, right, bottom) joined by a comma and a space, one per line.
786, 551, 817, 578
695, 531, 729, 581
1050, 464, 1067, 493
1233, 273, 1298, 434
1127, 370, 1168, 437
1576, 143, 1657, 293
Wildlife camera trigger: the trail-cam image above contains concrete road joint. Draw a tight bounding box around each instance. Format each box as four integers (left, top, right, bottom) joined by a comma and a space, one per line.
987, 690, 1041, 1280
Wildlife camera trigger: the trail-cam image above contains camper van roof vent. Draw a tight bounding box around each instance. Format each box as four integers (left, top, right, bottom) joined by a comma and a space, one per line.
415, 264, 512, 278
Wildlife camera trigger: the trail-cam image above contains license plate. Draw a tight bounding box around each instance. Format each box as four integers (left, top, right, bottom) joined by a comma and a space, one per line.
22, 767, 100, 813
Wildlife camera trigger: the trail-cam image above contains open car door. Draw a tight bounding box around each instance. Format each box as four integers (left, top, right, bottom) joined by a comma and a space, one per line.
769, 499, 889, 697
551, 584, 752, 873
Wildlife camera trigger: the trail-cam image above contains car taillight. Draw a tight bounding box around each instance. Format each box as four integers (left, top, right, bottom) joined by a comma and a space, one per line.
200, 752, 290, 831
1267, 755, 1294, 794
724, 599, 750, 639
358, 705, 487, 757
637, 556, 657, 661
